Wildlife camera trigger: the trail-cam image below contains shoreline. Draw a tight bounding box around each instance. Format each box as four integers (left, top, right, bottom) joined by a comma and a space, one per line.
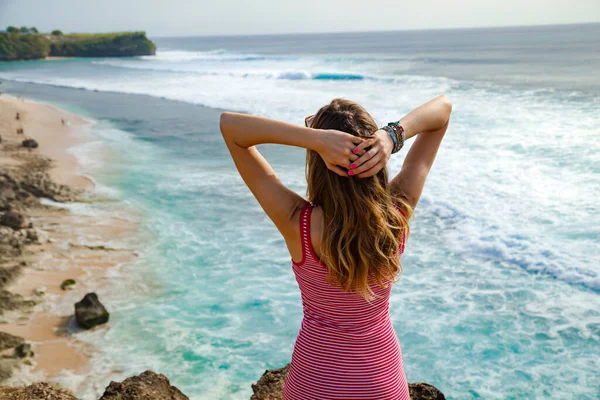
0, 95, 138, 392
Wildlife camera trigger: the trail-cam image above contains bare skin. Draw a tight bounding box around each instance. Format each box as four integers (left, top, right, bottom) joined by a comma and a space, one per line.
220, 95, 453, 262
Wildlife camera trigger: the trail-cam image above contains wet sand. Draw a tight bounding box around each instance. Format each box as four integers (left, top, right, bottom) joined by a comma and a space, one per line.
0, 96, 137, 388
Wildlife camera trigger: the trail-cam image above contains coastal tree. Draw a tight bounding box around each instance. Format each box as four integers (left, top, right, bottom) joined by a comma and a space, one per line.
19, 27, 29, 33
51, 30, 63, 36
6, 26, 18, 34
30, 27, 38, 33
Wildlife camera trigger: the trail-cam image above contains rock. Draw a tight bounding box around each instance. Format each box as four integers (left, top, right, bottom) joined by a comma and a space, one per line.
0, 265, 22, 289
74, 292, 109, 329
0, 290, 36, 314
25, 228, 48, 244
409, 382, 446, 400
0, 331, 25, 351
99, 370, 189, 400
250, 364, 289, 400
0, 381, 78, 400
21, 139, 38, 149
60, 279, 76, 291
0, 211, 27, 230
251, 364, 446, 400
14, 342, 34, 358
33, 286, 47, 296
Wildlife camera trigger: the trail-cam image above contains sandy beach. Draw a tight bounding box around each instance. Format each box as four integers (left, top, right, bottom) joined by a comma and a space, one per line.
0, 96, 137, 388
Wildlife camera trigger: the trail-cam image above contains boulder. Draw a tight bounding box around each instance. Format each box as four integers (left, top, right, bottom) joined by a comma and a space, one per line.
0, 211, 27, 230
99, 370, 189, 400
74, 293, 109, 329
14, 342, 34, 358
250, 364, 289, 400
251, 364, 446, 400
21, 139, 38, 149
409, 382, 447, 400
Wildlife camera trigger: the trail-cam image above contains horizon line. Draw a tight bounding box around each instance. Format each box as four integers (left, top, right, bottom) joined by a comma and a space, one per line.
150, 20, 600, 39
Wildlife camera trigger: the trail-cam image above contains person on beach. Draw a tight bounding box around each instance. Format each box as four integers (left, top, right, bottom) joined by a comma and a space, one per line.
220, 95, 452, 399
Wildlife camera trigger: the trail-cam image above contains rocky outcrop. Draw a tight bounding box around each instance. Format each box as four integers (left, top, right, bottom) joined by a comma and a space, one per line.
0, 30, 156, 61
0, 156, 75, 262
0, 331, 24, 352
74, 293, 109, 329
0, 211, 28, 230
0, 335, 35, 382
409, 382, 447, 400
250, 364, 446, 400
0, 290, 36, 315
0, 371, 187, 400
0, 264, 22, 289
250, 364, 289, 400
0, 381, 78, 400
0, 366, 445, 399
99, 370, 189, 400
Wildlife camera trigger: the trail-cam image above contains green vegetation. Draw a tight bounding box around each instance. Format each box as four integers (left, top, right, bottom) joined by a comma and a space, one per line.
0, 27, 156, 61
0, 32, 50, 61
49, 32, 156, 57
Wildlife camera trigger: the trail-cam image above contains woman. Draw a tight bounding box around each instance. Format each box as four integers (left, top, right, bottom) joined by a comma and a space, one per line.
220, 95, 452, 399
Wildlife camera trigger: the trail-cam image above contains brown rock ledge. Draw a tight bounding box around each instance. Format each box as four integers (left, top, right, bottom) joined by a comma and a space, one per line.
0, 365, 445, 399
250, 364, 446, 400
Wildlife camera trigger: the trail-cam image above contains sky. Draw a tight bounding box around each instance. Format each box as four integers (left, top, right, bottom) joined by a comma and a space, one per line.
1, 0, 599, 37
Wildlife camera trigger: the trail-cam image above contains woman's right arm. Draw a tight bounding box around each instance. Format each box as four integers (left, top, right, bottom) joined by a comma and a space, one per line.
351, 95, 453, 209
392, 95, 452, 209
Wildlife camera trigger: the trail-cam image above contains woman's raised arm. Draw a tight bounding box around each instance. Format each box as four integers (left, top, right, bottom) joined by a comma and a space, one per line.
219, 112, 363, 237
350, 95, 452, 209
391, 95, 452, 209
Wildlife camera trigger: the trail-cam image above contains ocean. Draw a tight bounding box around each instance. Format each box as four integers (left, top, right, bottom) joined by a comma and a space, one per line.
1, 23, 599, 399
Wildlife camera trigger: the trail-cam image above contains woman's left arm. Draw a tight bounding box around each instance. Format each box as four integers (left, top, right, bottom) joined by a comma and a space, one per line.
219, 112, 363, 236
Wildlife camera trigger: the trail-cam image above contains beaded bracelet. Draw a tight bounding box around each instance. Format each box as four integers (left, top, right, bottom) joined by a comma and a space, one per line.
381, 126, 398, 153
388, 121, 405, 151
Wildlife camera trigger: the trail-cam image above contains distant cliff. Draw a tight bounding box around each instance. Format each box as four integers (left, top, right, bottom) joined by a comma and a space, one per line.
0, 28, 156, 61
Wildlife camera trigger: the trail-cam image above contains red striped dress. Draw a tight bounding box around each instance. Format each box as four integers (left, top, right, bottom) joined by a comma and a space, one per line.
283, 202, 410, 400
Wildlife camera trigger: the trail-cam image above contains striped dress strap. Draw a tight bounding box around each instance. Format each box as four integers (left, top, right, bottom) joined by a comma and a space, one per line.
299, 202, 315, 263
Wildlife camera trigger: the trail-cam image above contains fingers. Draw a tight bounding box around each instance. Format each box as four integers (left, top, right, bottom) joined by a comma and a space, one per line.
327, 163, 348, 177
351, 152, 381, 176
350, 135, 364, 145
352, 138, 373, 156
352, 147, 378, 169
356, 161, 386, 178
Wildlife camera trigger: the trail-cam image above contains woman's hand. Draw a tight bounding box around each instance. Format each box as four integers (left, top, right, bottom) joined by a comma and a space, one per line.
349, 129, 394, 178
314, 129, 365, 177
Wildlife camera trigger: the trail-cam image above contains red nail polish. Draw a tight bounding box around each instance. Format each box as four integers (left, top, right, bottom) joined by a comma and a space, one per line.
354, 148, 359, 154
350, 163, 356, 169
348, 170, 355, 176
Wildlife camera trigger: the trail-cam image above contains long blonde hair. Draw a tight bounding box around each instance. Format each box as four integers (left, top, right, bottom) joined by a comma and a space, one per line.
306, 98, 412, 300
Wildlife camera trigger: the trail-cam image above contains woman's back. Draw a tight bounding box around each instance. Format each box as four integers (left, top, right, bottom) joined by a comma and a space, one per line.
220, 94, 451, 399
283, 202, 410, 400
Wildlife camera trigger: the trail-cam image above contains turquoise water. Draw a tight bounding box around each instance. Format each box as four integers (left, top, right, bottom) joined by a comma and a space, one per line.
1, 23, 599, 399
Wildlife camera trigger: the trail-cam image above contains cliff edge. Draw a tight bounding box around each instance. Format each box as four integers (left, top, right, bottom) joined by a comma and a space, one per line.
0, 30, 155, 61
